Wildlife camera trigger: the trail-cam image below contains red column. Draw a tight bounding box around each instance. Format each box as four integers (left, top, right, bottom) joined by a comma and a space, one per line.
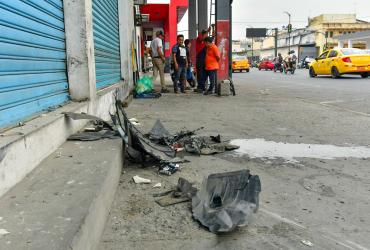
164, 3, 178, 58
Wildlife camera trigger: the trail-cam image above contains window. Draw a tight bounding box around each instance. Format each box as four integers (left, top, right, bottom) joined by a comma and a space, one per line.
318, 51, 329, 60
328, 50, 338, 58
341, 48, 366, 55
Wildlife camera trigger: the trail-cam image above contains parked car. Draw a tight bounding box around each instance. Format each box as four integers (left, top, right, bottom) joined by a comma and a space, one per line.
232, 55, 250, 72
309, 48, 370, 78
258, 59, 275, 71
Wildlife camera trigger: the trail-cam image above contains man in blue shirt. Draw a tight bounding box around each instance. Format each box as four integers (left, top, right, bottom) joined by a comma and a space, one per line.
172, 34, 188, 93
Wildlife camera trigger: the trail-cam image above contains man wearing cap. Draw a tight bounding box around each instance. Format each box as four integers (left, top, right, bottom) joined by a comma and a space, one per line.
195, 26, 213, 92
151, 31, 169, 93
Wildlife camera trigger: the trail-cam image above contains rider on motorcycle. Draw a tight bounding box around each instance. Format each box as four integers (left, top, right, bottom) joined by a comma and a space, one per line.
283, 50, 297, 71
274, 53, 283, 71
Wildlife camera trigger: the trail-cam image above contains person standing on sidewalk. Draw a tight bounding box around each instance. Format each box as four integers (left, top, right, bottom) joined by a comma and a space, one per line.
151, 31, 169, 93
195, 26, 213, 92
172, 35, 188, 93
204, 37, 220, 95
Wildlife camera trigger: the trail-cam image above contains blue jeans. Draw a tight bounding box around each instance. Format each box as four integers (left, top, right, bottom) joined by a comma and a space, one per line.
174, 66, 186, 93
205, 70, 217, 93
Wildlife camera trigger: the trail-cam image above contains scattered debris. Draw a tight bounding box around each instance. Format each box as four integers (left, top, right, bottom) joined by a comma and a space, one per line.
301, 240, 314, 247
192, 170, 261, 233
133, 175, 151, 184
67, 130, 118, 141
158, 163, 181, 176
155, 178, 197, 207
156, 195, 189, 207
0, 229, 10, 236
128, 118, 141, 126
63, 112, 113, 130
153, 183, 162, 188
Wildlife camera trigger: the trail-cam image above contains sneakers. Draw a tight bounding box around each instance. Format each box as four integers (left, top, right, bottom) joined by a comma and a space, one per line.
161, 88, 170, 93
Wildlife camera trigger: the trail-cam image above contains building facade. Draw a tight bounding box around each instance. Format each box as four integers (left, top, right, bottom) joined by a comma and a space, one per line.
308, 14, 370, 53
258, 29, 316, 61
250, 14, 370, 60
0, 0, 136, 197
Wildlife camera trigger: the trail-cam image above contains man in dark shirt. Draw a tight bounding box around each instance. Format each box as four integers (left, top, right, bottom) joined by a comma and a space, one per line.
172, 34, 188, 93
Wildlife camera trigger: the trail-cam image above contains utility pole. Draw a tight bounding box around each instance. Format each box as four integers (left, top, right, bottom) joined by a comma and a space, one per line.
251, 38, 254, 61
188, 0, 197, 39
284, 11, 292, 52
274, 28, 278, 57
247, 25, 254, 61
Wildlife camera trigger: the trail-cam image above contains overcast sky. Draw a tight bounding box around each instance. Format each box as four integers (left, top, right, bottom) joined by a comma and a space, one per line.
178, 0, 370, 40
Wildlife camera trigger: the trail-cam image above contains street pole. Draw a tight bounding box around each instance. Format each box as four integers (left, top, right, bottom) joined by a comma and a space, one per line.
274, 28, 278, 57
247, 25, 254, 62
251, 37, 254, 62
284, 11, 291, 52
188, 0, 197, 39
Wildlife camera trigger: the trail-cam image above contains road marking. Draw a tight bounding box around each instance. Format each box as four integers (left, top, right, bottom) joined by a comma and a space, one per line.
260, 208, 306, 229
320, 100, 345, 104
299, 98, 370, 118
260, 207, 369, 250
346, 240, 370, 250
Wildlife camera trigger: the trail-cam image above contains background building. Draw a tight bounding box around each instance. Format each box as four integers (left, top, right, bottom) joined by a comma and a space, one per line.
246, 14, 370, 61
308, 14, 370, 53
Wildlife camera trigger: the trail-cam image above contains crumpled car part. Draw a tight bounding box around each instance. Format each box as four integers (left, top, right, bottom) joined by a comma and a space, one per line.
192, 170, 261, 233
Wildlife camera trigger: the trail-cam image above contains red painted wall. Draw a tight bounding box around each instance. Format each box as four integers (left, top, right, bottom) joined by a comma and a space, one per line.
141, 0, 188, 57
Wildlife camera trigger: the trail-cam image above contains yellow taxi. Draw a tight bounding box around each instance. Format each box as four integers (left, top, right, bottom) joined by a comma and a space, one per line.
232, 55, 250, 73
309, 48, 370, 78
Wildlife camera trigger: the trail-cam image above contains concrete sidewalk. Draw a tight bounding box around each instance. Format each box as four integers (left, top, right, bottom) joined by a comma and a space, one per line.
99, 76, 370, 250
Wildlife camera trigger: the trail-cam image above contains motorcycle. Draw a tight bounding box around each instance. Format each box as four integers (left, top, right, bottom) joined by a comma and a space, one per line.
274, 62, 283, 73
283, 59, 297, 74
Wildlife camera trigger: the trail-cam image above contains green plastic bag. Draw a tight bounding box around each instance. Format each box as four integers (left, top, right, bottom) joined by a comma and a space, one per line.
135, 76, 153, 94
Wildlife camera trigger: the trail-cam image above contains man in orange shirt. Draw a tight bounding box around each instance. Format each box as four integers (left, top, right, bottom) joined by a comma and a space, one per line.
204, 37, 220, 95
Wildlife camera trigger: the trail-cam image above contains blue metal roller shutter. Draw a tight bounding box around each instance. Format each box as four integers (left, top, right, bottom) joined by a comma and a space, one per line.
92, 0, 122, 89
0, 0, 69, 129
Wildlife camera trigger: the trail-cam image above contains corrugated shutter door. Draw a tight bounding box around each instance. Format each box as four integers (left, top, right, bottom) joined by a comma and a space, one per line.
92, 0, 122, 89
0, 0, 69, 128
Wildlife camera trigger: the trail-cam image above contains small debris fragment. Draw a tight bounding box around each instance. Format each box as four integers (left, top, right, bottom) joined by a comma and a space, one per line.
0, 217, 3, 221
159, 163, 180, 176
153, 183, 162, 188
0, 229, 10, 236
133, 175, 151, 184
301, 240, 314, 247
66, 180, 75, 185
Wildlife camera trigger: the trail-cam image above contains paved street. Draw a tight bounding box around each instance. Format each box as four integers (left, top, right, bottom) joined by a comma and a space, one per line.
100, 69, 370, 250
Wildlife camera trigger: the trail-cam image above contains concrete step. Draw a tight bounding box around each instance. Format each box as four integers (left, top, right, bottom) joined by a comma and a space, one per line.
0, 138, 123, 250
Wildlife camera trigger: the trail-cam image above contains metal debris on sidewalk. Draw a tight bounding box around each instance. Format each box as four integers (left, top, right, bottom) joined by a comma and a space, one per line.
65, 101, 240, 177
192, 170, 261, 233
